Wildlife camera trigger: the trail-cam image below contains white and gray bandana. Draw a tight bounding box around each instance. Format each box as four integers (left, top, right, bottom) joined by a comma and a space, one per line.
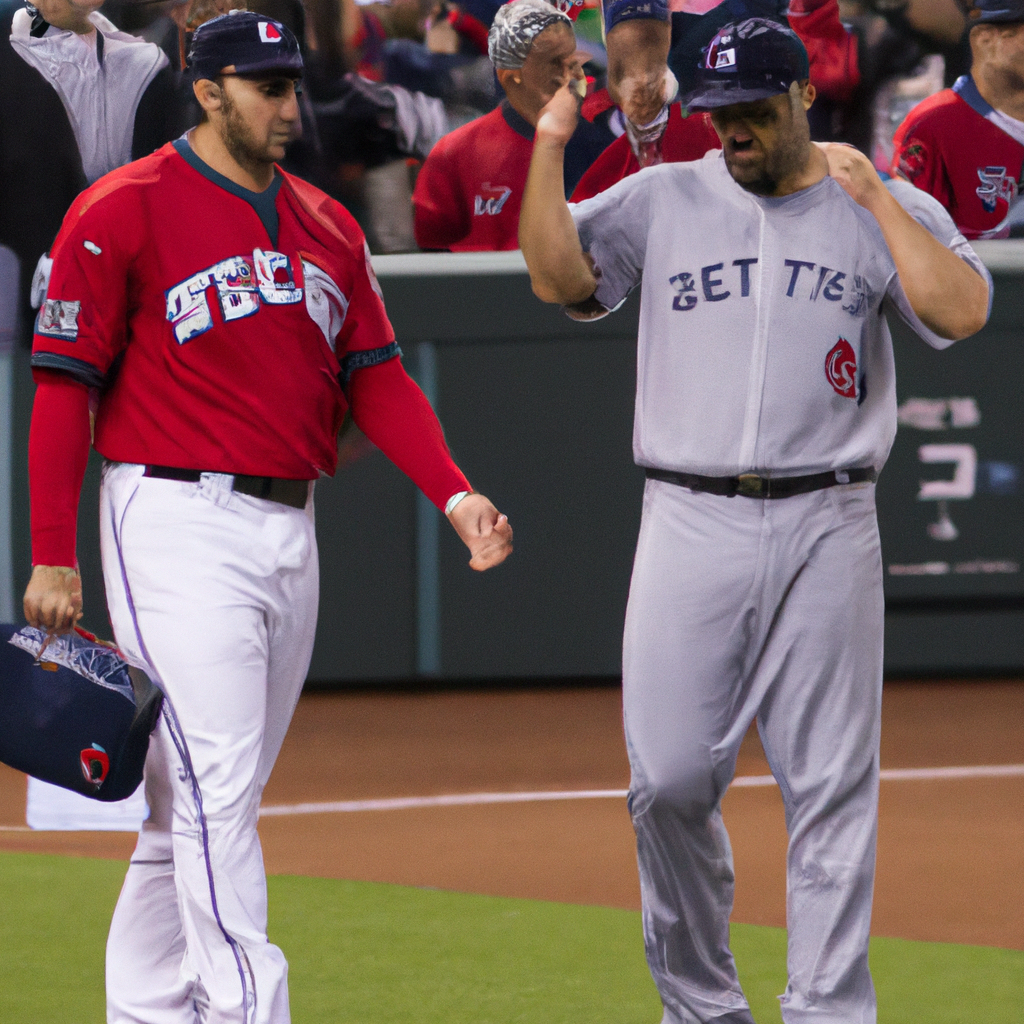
488, 0, 571, 70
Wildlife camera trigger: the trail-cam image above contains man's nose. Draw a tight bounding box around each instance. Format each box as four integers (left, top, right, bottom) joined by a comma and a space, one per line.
281, 90, 301, 122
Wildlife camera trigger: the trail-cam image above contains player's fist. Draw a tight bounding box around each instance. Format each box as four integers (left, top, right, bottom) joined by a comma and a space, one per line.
23, 565, 83, 634
447, 493, 513, 571
817, 142, 887, 210
536, 76, 584, 148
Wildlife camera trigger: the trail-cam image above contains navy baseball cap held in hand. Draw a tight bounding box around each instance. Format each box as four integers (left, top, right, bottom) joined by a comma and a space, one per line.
961, 0, 1024, 23
682, 17, 809, 111
188, 10, 304, 82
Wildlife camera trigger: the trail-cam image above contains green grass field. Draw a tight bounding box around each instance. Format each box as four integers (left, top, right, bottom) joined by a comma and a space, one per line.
0, 851, 1019, 1023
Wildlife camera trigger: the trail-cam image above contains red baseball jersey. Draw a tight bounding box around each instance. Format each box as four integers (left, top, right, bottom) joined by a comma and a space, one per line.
413, 103, 533, 252
413, 100, 609, 251
570, 104, 720, 202
891, 75, 1024, 240
33, 141, 397, 479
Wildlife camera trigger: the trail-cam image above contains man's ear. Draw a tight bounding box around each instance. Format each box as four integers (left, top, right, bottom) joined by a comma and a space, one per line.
799, 79, 816, 111
496, 66, 520, 93
193, 77, 225, 115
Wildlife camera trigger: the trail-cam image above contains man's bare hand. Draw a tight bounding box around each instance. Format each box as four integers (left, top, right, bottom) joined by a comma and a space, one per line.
24, 565, 83, 634
536, 76, 583, 147
447, 493, 513, 571
816, 142, 887, 210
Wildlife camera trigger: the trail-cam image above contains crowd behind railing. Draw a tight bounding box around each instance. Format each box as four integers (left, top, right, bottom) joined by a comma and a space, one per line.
0, 0, 1017, 346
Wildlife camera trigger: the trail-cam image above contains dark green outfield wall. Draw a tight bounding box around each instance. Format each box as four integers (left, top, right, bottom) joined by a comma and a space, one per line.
11, 249, 1024, 682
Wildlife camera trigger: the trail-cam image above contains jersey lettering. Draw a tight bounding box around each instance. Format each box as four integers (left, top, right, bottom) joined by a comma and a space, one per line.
700, 264, 730, 302
975, 165, 1017, 214
784, 260, 816, 297
669, 272, 697, 311
733, 258, 757, 297
473, 184, 513, 216
667, 256, 860, 313
166, 250, 303, 344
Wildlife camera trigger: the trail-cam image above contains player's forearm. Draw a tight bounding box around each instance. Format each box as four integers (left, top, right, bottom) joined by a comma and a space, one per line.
520, 138, 596, 305
28, 370, 91, 567
347, 357, 471, 509
864, 188, 989, 340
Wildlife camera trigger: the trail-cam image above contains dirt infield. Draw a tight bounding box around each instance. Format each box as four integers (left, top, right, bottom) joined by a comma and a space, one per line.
0, 680, 1021, 949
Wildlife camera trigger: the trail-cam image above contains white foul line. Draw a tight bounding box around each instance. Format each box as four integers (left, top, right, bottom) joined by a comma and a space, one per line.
257, 764, 1024, 818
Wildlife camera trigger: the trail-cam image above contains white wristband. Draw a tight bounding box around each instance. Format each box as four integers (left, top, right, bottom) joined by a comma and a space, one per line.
444, 490, 471, 515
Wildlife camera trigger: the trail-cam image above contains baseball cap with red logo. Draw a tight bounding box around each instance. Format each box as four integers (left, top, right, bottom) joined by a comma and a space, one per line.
681, 17, 809, 110
188, 10, 303, 81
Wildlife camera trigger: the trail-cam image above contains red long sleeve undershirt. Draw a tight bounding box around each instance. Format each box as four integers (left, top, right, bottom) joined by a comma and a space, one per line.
29, 359, 470, 568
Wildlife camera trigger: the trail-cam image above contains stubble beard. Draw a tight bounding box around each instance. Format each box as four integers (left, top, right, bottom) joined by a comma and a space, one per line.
728, 103, 811, 197
220, 92, 279, 176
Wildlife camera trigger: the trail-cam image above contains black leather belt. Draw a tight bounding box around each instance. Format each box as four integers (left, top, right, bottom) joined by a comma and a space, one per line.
144, 465, 310, 509
645, 466, 876, 499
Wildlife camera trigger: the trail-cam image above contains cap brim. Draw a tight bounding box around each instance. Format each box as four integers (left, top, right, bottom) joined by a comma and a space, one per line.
222, 59, 304, 77
682, 81, 791, 110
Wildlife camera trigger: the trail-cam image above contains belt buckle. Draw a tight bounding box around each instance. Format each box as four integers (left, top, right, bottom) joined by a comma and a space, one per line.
736, 473, 765, 498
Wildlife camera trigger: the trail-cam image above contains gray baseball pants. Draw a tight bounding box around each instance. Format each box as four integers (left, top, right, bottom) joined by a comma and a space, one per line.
623, 477, 884, 1024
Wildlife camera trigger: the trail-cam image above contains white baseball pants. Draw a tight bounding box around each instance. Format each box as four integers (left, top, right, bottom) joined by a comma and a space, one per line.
99, 462, 318, 1024
623, 478, 884, 1024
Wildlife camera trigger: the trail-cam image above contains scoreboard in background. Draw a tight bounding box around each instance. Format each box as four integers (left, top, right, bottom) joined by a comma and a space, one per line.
878, 270, 1023, 605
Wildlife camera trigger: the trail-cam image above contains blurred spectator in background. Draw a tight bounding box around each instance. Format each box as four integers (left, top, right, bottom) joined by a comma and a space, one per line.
891, 0, 1024, 238
574, 0, 724, 200
0, 0, 177, 335
384, 0, 503, 120
413, 0, 610, 250
824, 0, 967, 166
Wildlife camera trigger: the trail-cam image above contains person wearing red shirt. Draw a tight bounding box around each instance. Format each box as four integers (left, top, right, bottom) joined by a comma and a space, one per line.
412, 0, 609, 250
892, 0, 1024, 239
572, 102, 720, 200
24, 13, 511, 1024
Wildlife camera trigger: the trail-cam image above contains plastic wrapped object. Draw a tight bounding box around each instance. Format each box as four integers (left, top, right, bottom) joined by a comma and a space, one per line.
0, 625, 162, 802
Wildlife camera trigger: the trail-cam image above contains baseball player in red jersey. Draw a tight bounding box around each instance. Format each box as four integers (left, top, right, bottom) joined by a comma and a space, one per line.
24, 12, 512, 1023
891, 0, 1024, 239
412, 0, 609, 251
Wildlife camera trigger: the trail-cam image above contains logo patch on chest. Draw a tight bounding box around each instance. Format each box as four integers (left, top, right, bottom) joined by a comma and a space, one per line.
975, 165, 1018, 214
473, 184, 512, 216
825, 338, 857, 398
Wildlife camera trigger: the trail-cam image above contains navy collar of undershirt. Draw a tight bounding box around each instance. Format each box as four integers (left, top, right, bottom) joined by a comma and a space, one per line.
173, 135, 283, 248
952, 74, 993, 119
501, 99, 536, 141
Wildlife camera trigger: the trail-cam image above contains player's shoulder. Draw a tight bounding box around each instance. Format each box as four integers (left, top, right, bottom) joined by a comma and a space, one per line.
56, 143, 180, 248
70, 143, 178, 214
278, 168, 367, 251
898, 81, 988, 142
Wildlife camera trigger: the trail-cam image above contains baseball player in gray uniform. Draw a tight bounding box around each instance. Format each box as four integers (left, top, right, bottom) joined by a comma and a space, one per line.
519, 17, 991, 1024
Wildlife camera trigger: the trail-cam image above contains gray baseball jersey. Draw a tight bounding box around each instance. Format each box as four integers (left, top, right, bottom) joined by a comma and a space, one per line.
567, 154, 991, 1024
569, 153, 990, 477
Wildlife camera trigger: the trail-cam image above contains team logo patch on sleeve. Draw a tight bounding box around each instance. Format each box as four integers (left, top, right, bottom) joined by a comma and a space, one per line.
825, 338, 857, 398
37, 299, 81, 341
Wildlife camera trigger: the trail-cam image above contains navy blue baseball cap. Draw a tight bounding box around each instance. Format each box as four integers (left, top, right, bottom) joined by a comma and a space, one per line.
188, 10, 304, 81
962, 0, 1024, 23
682, 17, 809, 110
